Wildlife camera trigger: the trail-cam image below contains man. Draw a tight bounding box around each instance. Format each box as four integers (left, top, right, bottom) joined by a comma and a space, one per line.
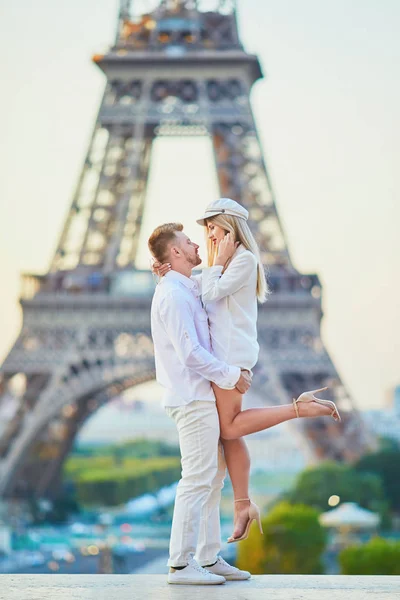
148, 223, 252, 585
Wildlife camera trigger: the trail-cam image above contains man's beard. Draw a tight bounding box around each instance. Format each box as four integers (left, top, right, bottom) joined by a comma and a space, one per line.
182, 249, 202, 268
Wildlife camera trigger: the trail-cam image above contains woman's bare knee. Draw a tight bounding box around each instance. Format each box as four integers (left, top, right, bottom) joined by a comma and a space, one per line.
213, 384, 243, 442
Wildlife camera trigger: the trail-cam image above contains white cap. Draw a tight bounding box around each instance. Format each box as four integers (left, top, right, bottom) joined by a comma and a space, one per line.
196, 198, 249, 226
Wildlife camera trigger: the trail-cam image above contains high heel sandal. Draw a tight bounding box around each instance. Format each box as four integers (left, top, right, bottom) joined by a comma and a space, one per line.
293, 387, 341, 422
227, 498, 264, 544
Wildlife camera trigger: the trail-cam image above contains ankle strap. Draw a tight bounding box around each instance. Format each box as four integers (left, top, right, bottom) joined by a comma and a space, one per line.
292, 398, 299, 418
234, 497, 250, 502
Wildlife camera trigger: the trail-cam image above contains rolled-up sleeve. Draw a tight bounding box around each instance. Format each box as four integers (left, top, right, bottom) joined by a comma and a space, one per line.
201, 252, 257, 303
160, 291, 240, 389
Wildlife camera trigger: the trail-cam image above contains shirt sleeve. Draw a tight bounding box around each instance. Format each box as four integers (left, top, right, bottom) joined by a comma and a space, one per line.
159, 290, 240, 389
201, 251, 257, 303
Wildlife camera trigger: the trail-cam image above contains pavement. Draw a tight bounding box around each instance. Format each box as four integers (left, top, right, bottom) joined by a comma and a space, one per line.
0, 574, 399, 600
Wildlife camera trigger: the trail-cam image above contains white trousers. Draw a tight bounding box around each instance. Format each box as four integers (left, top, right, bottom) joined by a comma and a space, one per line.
165, 400, 226, 567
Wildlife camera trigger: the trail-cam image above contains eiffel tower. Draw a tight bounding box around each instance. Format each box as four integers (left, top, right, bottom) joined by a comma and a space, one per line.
0, 0, 374, 500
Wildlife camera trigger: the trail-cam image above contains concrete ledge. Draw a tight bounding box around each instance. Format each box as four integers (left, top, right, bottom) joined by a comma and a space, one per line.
1, 574, 400, 600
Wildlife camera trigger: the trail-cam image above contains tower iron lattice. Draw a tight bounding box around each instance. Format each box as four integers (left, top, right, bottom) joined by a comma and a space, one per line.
0, 0, 373, 499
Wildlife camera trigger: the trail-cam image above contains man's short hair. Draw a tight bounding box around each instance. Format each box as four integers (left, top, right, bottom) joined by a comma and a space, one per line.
148, 223, 184, 263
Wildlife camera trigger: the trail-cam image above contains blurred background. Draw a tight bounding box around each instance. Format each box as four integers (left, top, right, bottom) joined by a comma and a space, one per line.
0, 0, 399, 577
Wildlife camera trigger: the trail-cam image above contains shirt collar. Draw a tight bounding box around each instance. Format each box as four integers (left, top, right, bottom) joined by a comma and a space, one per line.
164, 270, 200, 297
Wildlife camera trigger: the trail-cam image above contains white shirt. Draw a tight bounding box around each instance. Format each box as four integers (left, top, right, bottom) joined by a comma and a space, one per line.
151, 270, 241, 407
198, 245, 259, 371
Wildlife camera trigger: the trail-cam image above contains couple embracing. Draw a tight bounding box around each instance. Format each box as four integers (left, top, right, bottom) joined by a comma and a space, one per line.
148, 198, 340, 585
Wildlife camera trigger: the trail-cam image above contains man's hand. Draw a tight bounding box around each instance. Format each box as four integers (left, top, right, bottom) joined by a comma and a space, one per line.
214, 232, 239, 268
235, 369, 252, 394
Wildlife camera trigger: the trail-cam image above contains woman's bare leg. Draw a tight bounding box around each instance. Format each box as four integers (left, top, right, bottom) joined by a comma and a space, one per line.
212, 384, 333, 441
221, 438, 250, 499
213, 384, 333, 538
220, 438, 251, 539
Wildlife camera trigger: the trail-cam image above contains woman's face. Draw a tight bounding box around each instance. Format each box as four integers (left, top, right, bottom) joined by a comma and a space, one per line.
206, 221, 227, 246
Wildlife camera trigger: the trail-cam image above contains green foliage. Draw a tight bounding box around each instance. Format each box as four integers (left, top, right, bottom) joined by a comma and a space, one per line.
355, 449, 400, 512
284, 461, 385, 514
339, 537, 400, 575
104, 438, 180, 459
65, 456, 181, 506
64, 455, 116, 477
377, 437, 400, 452
63, 438, 181, 506
71, 438, 180, 460
237, 502, 327, 574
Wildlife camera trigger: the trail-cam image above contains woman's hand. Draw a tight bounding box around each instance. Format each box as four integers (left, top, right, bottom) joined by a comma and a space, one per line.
214, 232, 239, 268
152, 261, 171, 278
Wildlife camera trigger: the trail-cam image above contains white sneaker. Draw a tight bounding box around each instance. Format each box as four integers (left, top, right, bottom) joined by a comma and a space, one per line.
167, 556, 226, 585
201, 556, 251, 580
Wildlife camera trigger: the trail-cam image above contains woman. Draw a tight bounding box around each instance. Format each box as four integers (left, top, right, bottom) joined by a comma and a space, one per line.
154, 198, 340, 543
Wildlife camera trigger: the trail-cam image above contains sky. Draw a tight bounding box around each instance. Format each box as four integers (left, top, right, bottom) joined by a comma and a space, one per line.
0, 0, 399, 409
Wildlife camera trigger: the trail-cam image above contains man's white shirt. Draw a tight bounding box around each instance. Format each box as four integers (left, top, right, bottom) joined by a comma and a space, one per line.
151, 270, 241, 407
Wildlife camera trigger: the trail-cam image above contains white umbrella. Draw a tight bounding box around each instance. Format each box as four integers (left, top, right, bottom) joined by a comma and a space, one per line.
319, 502, 380, 529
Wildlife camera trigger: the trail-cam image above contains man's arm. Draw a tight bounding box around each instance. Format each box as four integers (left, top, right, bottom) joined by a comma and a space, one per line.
160, 290, 241, 390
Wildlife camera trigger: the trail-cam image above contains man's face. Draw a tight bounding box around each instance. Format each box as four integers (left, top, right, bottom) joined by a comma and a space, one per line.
174, 231, 202, 268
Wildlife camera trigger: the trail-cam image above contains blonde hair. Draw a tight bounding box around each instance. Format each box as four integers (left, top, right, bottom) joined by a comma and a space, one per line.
148, 222, 183, 263
205, 214, 269, 303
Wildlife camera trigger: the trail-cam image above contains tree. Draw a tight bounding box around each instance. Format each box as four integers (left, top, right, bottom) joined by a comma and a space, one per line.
284, 461, 385, 514
355, 449, 400, 513
339, 538, 400, 575
377, 437, 399, 452
236, 502, 327, 574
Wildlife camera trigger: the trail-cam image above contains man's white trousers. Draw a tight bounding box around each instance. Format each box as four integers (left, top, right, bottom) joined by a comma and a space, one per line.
165, 400, 226, 567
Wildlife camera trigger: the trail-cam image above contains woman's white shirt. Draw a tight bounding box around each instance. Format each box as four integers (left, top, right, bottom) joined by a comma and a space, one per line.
196, 245, 259, 371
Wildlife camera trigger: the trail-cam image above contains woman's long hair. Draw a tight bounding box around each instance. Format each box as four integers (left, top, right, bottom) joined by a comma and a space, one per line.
205, 213, 269, 303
